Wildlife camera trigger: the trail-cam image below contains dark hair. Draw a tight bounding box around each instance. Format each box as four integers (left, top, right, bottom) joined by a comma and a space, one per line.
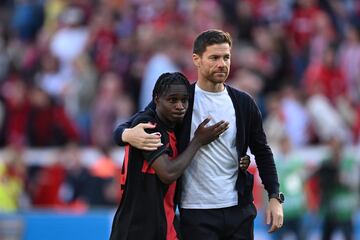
193, 29, 232, 56
152, 72, 190, 99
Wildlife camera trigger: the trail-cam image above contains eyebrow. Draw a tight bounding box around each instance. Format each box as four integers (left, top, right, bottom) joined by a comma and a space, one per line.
166, 93, 189, 97
209, 53, 230, 57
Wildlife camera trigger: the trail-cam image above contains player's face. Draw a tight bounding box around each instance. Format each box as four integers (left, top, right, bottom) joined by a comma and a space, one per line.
155, 84, 189, 127
193, 43, 231, 84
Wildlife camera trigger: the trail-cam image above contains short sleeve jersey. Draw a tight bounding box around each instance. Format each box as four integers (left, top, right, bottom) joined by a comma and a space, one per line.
110, 109, 179, 240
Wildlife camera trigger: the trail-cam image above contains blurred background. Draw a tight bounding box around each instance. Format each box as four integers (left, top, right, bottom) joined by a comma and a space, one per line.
0, 0, 359, 239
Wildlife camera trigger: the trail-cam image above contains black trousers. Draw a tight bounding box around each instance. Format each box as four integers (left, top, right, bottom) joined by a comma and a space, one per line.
180, 203, 257, 240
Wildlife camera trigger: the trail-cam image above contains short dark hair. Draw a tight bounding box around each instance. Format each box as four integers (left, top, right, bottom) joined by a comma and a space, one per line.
193, 29, 232, 56
152, 72, 190, 99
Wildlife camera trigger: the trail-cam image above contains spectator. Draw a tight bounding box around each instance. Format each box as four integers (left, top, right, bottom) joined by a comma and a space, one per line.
229, 67, 266, 115
338, 23, 360, 104
49, 5, 89, 77
27, 151, 66, 207
263, 93, 287, 146
138, 34, 180, 110
306, 94, 351, 143
69, 54, 98, 145
1, 76, 30, 147
272, 135, 307, 240
0, 27, 11, 82
312, 137, 359, 240
35, 51, 69, 100
26, 86, 79, 147
59, 143, 91, 207
11, 0, 44, 42
307, 11, 336, 64
0, 147, 26, 212
281, 86, 311, 147
287, 0, 325, 81
91, 71, 134, 147
87, 5, 119, 73
87, 145, 120, 207
303, 43, 347, 104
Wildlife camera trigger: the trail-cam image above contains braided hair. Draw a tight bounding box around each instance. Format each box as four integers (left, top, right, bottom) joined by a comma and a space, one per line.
152, 72, 190, 100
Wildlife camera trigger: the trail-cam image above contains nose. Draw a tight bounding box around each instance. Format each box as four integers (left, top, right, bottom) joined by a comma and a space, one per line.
217, 58, 226, 68
175, 101, 185, 110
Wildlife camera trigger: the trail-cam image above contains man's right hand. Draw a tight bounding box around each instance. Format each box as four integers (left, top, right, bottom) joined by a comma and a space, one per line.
122, 123, 163, 151
193, 117, 229, 146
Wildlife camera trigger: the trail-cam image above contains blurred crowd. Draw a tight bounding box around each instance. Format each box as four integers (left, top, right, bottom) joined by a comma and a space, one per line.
0, 0, 359, 148
0, 0, 360, 238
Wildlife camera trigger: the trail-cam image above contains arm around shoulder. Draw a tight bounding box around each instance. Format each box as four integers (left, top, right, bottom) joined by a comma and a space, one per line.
113, 121, 132, 146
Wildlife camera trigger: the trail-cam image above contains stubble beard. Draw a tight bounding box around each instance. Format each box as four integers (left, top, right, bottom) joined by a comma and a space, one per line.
210, 71, 228, 84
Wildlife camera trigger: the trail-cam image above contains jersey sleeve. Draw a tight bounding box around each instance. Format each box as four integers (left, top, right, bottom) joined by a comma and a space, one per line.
130, 112, 171, 167
142, 127, 171, 167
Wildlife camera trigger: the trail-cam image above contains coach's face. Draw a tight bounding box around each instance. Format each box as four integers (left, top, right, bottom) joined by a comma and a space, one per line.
193, 43, 231, 85
155, 84, 189, 128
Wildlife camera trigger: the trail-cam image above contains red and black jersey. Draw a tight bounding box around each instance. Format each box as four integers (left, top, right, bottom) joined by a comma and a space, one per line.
110, 109, 179, 240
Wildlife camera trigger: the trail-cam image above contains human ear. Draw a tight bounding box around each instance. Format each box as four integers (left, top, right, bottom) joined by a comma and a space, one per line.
154, 95, 159, 105
192, 53, 200, 67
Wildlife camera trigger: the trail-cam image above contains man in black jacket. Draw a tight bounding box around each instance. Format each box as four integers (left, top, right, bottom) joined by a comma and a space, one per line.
114, 29, 283, 239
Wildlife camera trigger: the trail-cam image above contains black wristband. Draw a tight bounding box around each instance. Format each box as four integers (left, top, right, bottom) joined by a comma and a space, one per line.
269, 192, 284, 203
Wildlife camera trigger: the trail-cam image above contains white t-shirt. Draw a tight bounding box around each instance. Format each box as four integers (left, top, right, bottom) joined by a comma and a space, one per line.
180, 84, 239, 209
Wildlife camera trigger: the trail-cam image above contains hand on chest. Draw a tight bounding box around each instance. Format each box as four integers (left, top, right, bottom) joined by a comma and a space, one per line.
192, 94, 237, 144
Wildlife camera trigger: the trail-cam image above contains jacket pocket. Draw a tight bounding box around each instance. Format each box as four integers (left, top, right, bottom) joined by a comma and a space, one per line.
236, 171, 254, 205
245, 171, 254, 199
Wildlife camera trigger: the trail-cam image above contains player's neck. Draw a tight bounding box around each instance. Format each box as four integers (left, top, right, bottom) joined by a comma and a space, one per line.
155, 112, 175, 130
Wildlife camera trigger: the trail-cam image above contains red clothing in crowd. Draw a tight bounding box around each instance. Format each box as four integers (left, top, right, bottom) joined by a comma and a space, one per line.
91, 28, 118, 72
27, 104, 79, 147
287, 5, 324, 53
1, 78, 30, 146
31, 163, 66, 207
3, 99, 30, 146
303, 63, 347, 102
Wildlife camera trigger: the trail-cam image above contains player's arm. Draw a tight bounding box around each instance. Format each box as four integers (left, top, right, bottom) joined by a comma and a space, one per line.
248, 98, 279, 195
121, 123, 163, 151
151, 117, 229, 184
113, 117, 135, 146
113, 102, 162, 150
247, 98, 283, 232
